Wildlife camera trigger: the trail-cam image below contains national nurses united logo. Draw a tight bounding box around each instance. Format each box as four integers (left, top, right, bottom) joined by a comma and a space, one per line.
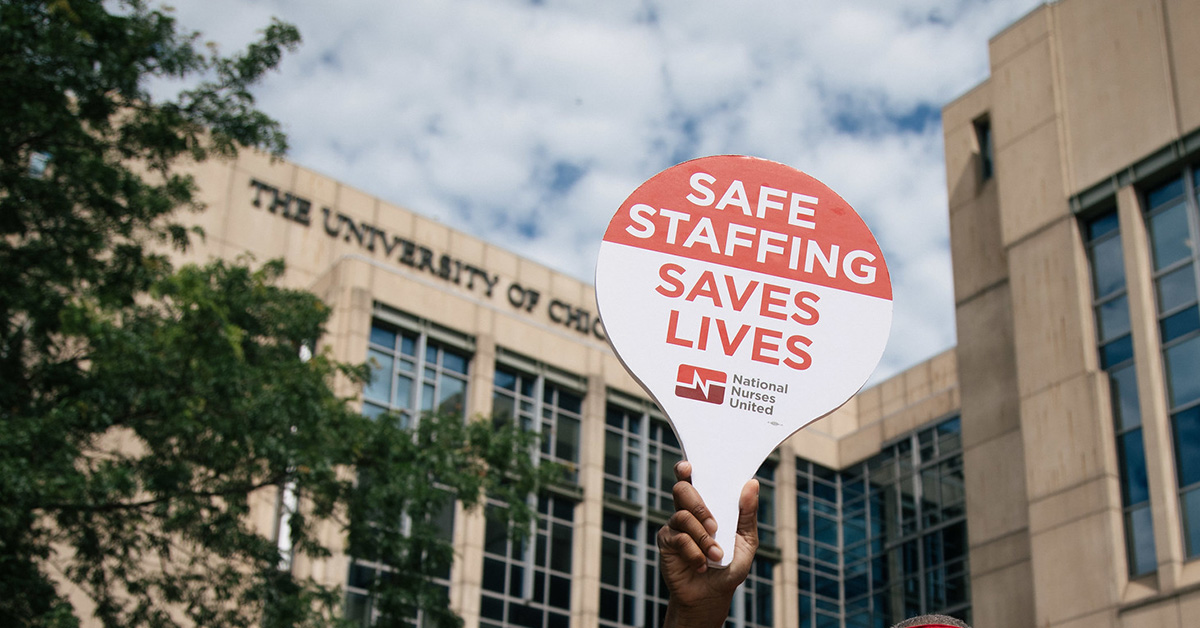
675, 364, 727, 405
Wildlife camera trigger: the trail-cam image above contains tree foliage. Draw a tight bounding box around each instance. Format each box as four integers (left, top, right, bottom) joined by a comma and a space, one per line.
0, 2, 559, 626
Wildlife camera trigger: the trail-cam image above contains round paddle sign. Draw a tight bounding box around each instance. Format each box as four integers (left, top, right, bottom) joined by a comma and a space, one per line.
596, 155, 892, 566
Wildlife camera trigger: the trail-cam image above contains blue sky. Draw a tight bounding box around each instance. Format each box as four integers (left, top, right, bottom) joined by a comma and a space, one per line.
161, 0, 1043, 382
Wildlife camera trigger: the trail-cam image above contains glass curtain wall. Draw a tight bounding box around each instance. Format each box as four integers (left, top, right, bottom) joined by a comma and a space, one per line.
483, 356, 585, 628
1144, 170, 1200, 558
1084, 208, 1156, 575
797, 417, 969, 628
347, 314, 472, 627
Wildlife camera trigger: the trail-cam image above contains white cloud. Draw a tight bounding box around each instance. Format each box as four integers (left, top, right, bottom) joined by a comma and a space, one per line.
160, 0, 1044, 379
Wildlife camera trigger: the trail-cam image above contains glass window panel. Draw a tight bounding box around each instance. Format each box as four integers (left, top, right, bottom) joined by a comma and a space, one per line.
755, 586, 773, 627
943, 521, 966, 558
1118, 429, 1150, 505
364, 350, 393, 403
601, 539, 620, 586
1148, 177, 1185, 209
492, 395, 516, 424
550, 523, 573, 572
814, 514, 838, 546
606, 407, 624, 428
599, 589, 618, 621
1110, 364, 1142, 431
549, 576, 570, 609
509, 603, 541, 628
1182, 487, 1200, 558
1127, 505, 1158, 576
938, 417, 962, 452
1161, 306, 1200, 344
1100, 334, 1134, 369
604, 432, 622, 478
494, 369, 517, 391
442, 350, 468, 374
509, 564, 525, 597
400, 333, 417, 356
1096, 295, 1132, 342
1148, 200, 1192, 270
555, 416, 580, 465
1165, 335, 1200, 408
1087, 211, 1120, 240
482, 558, 506, 593
348, 562, 376, 590
394, 374, 413, 410
422, 382, 435, 411
370, 325, 396, 349
438, 375, 465, 414
481, 596, 505, 620
1157, 266, 1198, 314
627, 452, 641, 485
1174, 406, 1200, 489
815, 545, 840, 566
815, 574, 839, 599
485, 516, 508, 555
558, 389, 583, 414
1090, 235, 1126, 296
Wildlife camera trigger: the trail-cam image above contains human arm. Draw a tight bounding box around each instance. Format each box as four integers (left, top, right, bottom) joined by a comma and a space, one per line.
656, 461, 759, 628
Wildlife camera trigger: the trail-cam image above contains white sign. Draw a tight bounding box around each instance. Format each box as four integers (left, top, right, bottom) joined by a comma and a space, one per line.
596, 155, 892, 567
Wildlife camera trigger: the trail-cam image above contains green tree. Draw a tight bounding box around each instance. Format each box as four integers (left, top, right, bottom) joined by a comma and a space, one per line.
0, 2, 559, 626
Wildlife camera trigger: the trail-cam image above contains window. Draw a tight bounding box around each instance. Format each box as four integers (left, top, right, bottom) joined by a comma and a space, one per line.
798, 417, 969, 627
726, 462, 778, 628
1144, 171, 1200, 558
598, 512, 670, 628
481, 496, 575, 628
728, 558, 775, 628
347, 312, 472, 626
344, 503, 456, 628
756, 462, 778, 549
363, 317, 470, 426
483, 355, 584, 627
974, 116, 994, 182
603, 396, 683, 512
1085, 208, 1156, 575
796, 460, 842, 628
493, 357, 584, 482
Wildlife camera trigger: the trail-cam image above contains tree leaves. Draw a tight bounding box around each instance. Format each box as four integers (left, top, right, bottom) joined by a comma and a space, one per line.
1, 2, 558, 626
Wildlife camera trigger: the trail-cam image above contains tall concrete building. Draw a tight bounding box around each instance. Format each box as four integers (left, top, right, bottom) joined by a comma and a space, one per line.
164, 1, 1199, 627
942, 0, 1200, 625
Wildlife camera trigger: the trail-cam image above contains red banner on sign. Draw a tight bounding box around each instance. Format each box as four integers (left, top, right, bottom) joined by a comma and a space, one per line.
602, 156, 891, 301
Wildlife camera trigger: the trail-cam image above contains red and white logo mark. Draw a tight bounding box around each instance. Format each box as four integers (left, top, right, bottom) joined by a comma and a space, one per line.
675, 364, 727, 405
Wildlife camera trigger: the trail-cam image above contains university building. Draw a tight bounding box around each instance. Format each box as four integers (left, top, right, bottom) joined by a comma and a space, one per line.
172, 0, 1199, 626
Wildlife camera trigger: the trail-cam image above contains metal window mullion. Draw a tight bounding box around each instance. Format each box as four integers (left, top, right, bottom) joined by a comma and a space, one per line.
636, 410, 651, 507
412, 333, 429, 421
1092, 284, 1129, 309
532, 375, 547, 467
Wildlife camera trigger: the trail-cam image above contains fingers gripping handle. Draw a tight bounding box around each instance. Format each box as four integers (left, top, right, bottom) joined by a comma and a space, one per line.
689, 464, 745, 569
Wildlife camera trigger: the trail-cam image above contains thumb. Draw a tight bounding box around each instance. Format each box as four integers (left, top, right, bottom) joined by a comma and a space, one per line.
736, 479, 760, 543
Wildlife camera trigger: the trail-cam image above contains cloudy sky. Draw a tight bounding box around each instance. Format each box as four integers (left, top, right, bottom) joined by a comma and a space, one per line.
161, 0, 1042, 382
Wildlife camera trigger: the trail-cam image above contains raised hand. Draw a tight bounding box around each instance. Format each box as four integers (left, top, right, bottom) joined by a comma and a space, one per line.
657, 460, 759, 628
